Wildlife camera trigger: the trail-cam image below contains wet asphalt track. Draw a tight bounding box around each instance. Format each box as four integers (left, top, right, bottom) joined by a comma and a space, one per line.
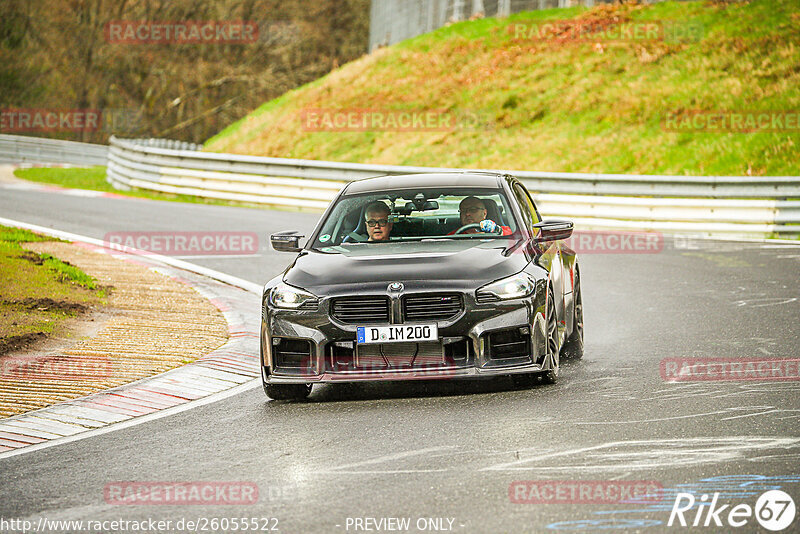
1, 187, 799, 533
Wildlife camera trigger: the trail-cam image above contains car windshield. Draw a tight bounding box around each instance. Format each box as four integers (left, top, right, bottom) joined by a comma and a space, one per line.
311, 187, 519, 249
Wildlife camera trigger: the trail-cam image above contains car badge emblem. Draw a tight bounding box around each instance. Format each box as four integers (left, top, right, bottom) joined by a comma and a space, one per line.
388, 282, 403, 292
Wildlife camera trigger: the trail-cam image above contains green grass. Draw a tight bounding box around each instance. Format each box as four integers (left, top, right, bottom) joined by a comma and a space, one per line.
0, 226, 62, 244
0, 225, 105, 351
14, 166, 111, 192
205, 0, 800, 176
12, 167, 284, 210
40, 254, 101, 290
0, 227, 101, 292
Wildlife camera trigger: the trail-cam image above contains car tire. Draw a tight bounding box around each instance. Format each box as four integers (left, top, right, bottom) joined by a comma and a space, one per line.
561, 270, 584, 360
541, 286, 560, 384
264, 383, 312, 401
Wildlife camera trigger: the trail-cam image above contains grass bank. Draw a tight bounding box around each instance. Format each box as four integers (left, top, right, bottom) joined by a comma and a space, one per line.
206, 0, 800, 176
0, 226, 105, 355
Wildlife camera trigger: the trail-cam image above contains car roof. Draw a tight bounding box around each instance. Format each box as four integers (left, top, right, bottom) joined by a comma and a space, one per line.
343, 172, 506, 195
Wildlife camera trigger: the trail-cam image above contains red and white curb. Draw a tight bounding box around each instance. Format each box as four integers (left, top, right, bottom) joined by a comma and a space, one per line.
0, 218, 263, 459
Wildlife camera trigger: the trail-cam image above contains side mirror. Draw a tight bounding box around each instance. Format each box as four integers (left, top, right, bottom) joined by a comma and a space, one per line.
533, 219, 574, 242
270, 231, 304, 253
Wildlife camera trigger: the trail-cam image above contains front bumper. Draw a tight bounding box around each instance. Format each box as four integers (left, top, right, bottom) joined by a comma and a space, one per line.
261, 281, 550, 385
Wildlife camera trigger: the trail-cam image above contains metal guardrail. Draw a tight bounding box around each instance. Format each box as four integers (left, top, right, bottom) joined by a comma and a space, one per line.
1, 134, 796, 237
0, 134, 108, 166
106, 136, 800, 237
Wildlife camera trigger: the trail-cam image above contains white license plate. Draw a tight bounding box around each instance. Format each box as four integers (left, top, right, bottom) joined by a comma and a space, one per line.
357, 324, 438, 344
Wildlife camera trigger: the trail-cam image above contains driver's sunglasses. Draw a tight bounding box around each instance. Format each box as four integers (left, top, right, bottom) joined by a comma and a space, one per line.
366, 219, 389, 228
459, 207, 484, 214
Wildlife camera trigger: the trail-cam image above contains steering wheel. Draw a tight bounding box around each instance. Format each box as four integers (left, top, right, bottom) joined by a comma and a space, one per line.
454, 223, 501, 235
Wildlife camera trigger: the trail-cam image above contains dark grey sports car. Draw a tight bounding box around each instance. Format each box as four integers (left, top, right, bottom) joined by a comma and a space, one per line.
261, 172, 583, 400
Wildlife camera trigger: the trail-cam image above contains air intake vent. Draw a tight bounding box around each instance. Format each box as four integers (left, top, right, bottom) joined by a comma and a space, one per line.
403, 293, 463, 321
331, 296, 390, 324
487, 328, 530, 360
299, 299, 319, 311
273, 338, 312, 369
476, 291, 500, 304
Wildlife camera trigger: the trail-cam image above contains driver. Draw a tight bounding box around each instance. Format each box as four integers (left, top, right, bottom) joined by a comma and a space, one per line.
364, 201, 393, 241
449, 196, 511, 235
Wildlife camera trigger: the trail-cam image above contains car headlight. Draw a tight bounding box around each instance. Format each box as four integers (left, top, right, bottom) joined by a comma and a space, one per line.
477, 273, 536, 301
269, 282, 318, 309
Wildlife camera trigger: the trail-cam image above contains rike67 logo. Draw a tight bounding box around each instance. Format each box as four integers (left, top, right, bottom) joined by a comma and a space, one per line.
668, 490, 796, 531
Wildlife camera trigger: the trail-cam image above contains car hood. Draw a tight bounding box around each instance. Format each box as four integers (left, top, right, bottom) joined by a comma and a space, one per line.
284, 239, 529, 293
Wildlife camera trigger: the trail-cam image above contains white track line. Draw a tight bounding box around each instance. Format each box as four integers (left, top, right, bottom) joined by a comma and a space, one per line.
0, 380, 260, 459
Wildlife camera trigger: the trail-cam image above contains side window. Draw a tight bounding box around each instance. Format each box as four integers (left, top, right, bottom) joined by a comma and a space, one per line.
512, 183, 534, 232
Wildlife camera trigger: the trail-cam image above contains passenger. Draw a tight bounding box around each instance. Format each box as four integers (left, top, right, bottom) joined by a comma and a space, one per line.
364, 201, 393, 241
449, 196, 511, 235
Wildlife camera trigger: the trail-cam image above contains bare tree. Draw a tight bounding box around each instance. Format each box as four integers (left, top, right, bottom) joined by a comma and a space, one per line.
2, 0, 370, 143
